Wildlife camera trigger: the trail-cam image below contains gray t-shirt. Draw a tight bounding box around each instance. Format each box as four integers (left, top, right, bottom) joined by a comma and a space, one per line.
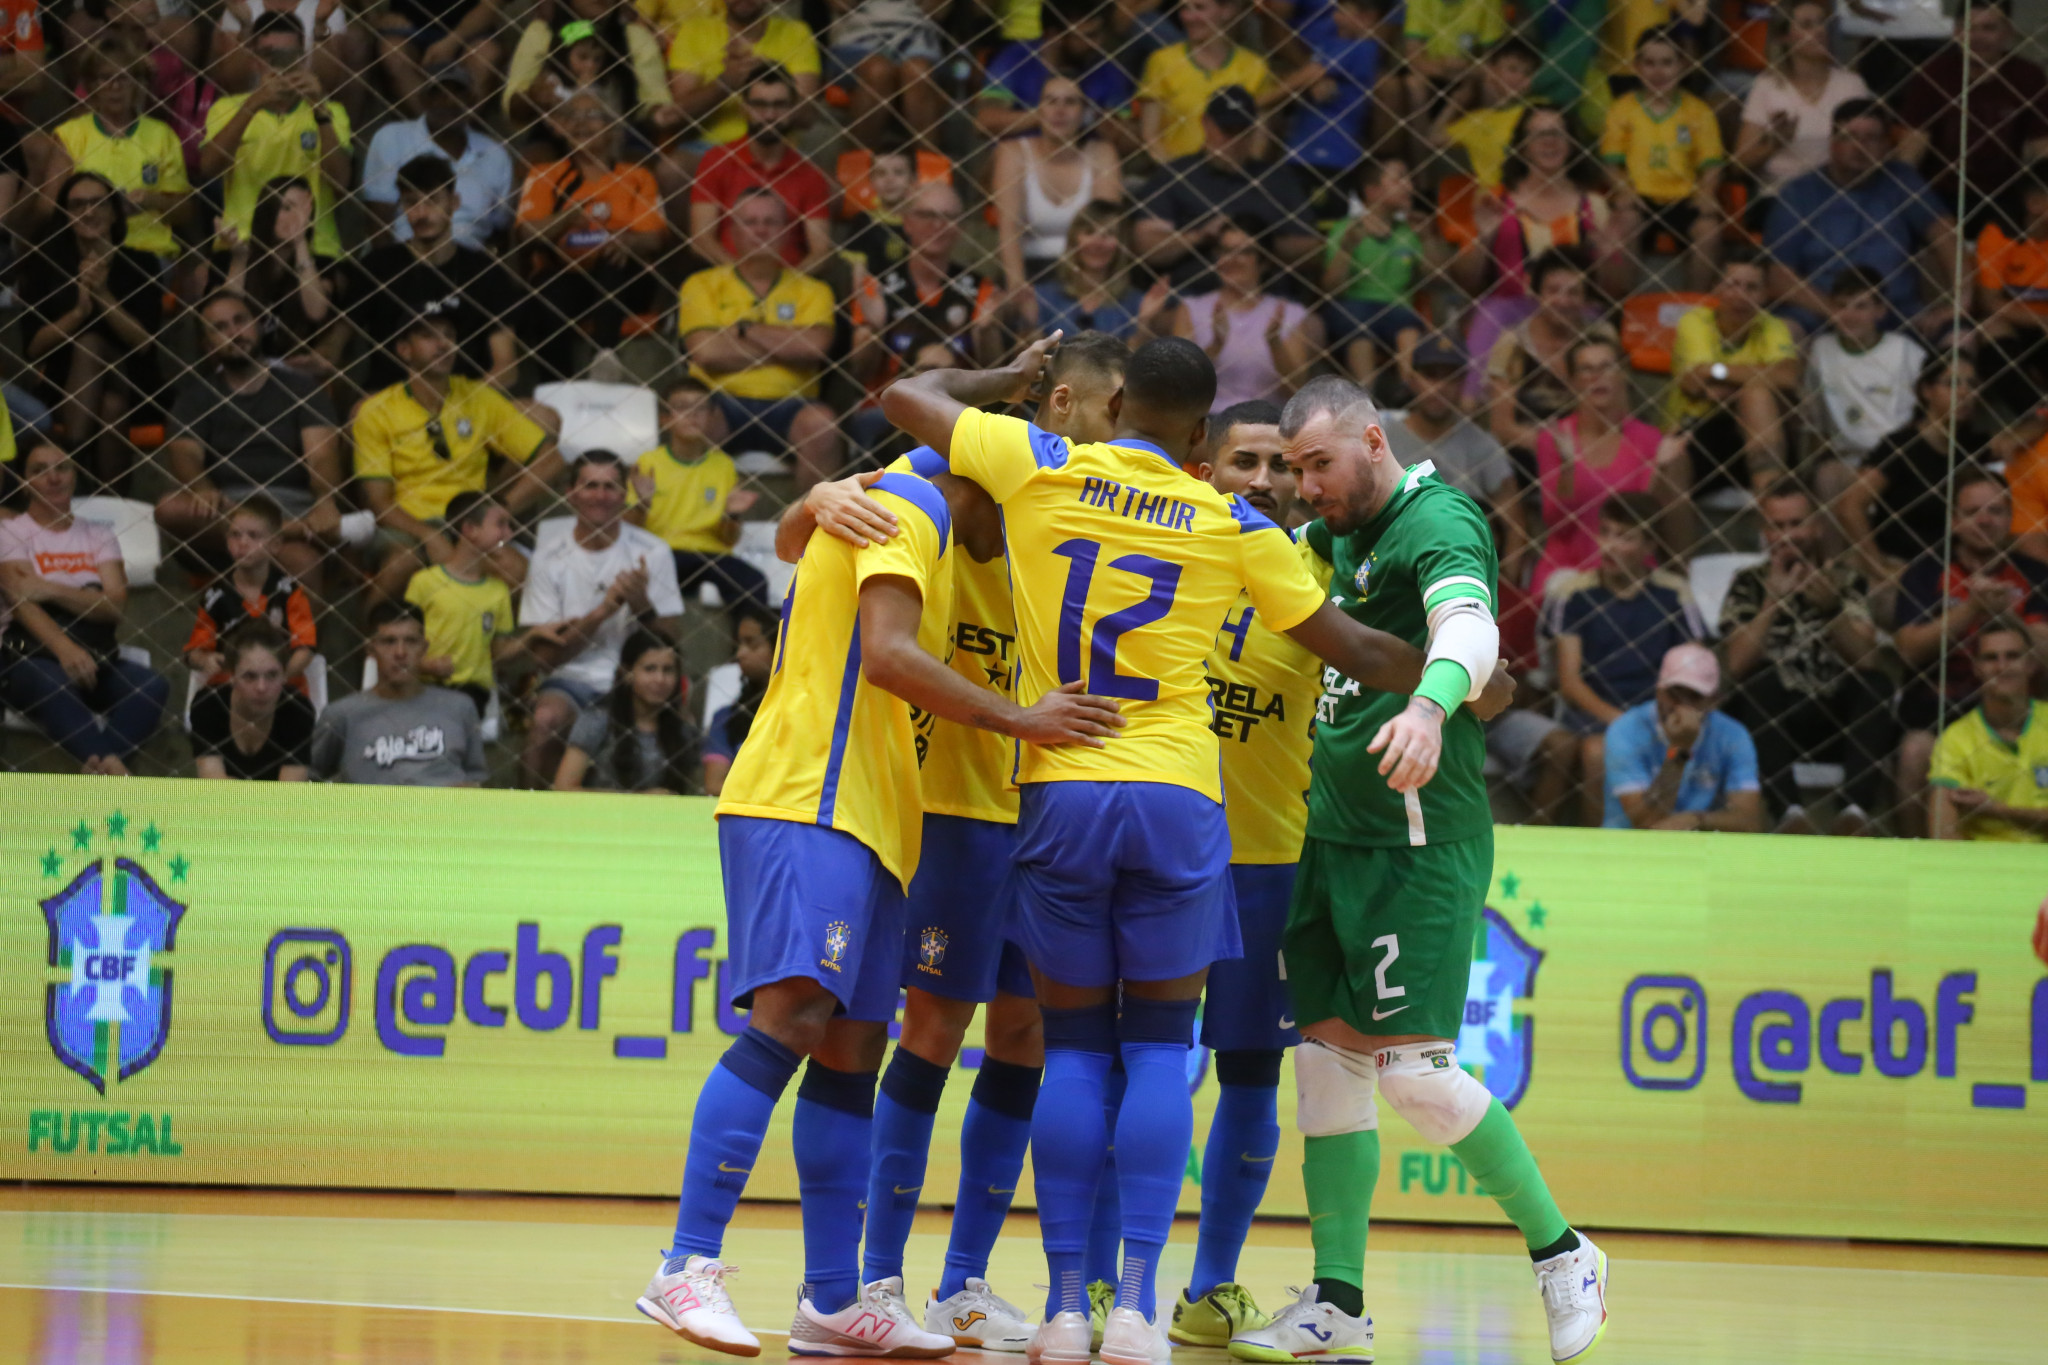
565, 707, 668, 791
1384, 414, 1514, 504
170, 364, 338, 496
310, 686, 488, 786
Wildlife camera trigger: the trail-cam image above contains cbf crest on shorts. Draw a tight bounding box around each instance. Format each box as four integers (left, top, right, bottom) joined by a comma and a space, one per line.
820, 919, 851, 972
42, 852, 187, 1095
917, 926, 948, 975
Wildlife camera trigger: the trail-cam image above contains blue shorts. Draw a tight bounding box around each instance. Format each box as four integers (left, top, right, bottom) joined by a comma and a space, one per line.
537, 675, 604, 710
718, 815, 907, 1022
713, 393, 815, 455
1012, 781, 1239, 988
902, 815, 1035, 1002
1201, 863, 1301, 1052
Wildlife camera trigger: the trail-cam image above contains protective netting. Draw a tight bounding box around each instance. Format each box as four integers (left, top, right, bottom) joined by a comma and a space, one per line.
0, 0, 2034, 834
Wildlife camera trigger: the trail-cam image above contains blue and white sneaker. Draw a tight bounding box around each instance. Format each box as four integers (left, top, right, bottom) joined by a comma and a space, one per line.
1533, 1233, 1608, 1362
1227, 1285, 1373, 1363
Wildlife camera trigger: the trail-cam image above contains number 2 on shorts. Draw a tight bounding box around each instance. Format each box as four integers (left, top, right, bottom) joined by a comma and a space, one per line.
1372, 934, 1405, 1002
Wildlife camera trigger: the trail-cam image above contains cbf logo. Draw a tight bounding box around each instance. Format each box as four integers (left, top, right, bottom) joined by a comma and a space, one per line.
1352, 553, 1375, 599
36, 815, 190, 1094
1457, 908, 1542, 1108
820, 920, 851, 973
917, 926, 948, 975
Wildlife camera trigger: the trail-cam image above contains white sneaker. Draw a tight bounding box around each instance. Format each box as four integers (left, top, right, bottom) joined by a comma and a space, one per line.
1100, 1305, 1172, 1365
1026, 1310, 1092, 1365
791, 1278, 959, 1357
1227, 1286, 1374, 1363
1533, 1234, 1609, 1362
635, 1253, 761, 1357
928, 1279, 1035, 1351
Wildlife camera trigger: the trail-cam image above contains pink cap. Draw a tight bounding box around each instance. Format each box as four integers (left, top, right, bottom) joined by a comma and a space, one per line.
1657, 643, 1720, 697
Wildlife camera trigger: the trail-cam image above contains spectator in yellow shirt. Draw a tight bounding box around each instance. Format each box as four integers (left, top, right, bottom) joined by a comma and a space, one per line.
677, 188, 841, 489
42, 43, 190, 259
1430, 35, 1536, 192
1138, 0, 1270, 164
1403, 0, 1505, 115
1599, 26, 1724, 289
666, 0, 820, 146
1932, 621, 2048, 841
407, 491, 561, 715
1666, 249, 1800, 499
628, 378, 772, 613
201, 15, 353, 259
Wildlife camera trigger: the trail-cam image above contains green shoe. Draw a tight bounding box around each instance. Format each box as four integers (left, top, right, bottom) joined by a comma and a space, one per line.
1088, 1280, 1115, 1350
1169, 1283, 1271, 1347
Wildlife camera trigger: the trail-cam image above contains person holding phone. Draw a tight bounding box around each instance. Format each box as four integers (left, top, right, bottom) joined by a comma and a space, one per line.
201, 12, 353, 261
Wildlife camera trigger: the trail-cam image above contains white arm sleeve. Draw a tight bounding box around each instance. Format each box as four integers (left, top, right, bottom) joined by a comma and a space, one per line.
1425, 599, 1500, 703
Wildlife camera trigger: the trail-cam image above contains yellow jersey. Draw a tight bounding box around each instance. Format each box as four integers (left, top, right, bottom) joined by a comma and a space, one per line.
55, 113, 188, 257
943, 410, 1328, 802
204, 96, 352, 258
633, 443, 737, 554
1138, 43, 1272, 161
1599, 90, 1723, 205
667, 15, 820, 144
638, 0, 720, 33
405, 564, 513, 690
677, 265, 836, 400
0, 386, 14, 465
894, 447, 1020, 825
353, 378, 549, 522
1447, 104, 1522, 190
1930, 701, 2048, 843
1209, 586, 1322, 864
1404, 0, 1506, 62
1664, 305, 1797, 426
717, 472, 956, 888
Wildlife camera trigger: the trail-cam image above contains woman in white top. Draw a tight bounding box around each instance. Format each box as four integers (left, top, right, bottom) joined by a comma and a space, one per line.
994, 76, 1122, 321
1733, 0, 1871, 198
1171, 223, 1321, 408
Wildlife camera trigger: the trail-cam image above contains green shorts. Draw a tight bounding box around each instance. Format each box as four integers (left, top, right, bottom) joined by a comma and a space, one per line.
1283, 830, 1492, 1041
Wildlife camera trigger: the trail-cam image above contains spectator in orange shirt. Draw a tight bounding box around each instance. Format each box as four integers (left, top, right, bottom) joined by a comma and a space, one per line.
515, 89, 668, 379
1975, 163, 2048, 417
182, 495, 317, 690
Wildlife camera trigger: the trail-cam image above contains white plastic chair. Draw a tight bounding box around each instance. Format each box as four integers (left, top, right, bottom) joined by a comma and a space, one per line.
699, 660, 741, 727
734, 521, 795, 607
71, 496, 162, 587
1687, 553, 1764, 634
531, 381, 658, 461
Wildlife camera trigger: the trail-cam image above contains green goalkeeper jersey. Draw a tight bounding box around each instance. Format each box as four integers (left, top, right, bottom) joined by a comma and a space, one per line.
1299, 462, 1497, 849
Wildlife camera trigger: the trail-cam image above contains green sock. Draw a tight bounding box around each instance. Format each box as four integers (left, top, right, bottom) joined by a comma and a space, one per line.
1302, 1128, 1379, 1303
1450, 1099, 1570, 1253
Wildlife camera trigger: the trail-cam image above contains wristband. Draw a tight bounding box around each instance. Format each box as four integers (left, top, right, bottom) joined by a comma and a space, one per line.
1413, 658, 1470, 717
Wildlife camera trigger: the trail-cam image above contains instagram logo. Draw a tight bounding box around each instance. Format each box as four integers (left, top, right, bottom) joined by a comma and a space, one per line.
1621, 975, 1707, 1091
264, 930, 353, 1045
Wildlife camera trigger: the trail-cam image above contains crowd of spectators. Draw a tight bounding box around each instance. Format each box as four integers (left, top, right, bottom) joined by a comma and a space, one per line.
0, 0, 2046, 840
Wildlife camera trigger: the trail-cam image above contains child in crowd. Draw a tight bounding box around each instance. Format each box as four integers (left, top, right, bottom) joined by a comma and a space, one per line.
1600, 25, 1724, 288
1809, 266, 1926, 465
406, 491, 559, 717
1320, 157, 1436, 388
182, 496, 316, 690
553, 628, 703, 793
628, 380, 769, 613
841, 148, 920, 276
1432, 34, 1537, 191
702, 602, 778, 797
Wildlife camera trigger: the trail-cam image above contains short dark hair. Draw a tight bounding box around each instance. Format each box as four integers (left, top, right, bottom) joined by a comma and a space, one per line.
1758, 475, 1815, 511
250, 11, 303, 43
1828, 265, 1887, 300
1599, 490, 1663, 531
1722, 244, 1769, 275
1045, 330, 1130, 391
221, 617, 291, 673
368, 601, 426, 632
197, 287, 253, 319
1484, 34, 1541, 66
1123, 337, 1217, 423
1977, 616, 2031, 653
443, 490, 498, 530
1527, 246, 1590, 296
228, 493, 285, 532
571, 449, 626, 483
745, 63, 793, 98
1831, 97, 1887, 131
662, 377, 711, 401
1209, 399, 1284, 451
396, 155, 456, 198
1951, 463, 2006, 504
1633, 22, 1684, 54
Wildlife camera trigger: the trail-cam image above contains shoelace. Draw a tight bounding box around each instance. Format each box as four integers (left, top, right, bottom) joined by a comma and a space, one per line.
1208, 1284, 1259, 1322
1535, 1259, 1573, 1316
688, 1259, 739, 1314
867, 1280, 920, 1325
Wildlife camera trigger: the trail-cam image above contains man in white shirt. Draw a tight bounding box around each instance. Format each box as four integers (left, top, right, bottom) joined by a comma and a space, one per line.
518, 451, 684, 786
1807, 265, 1924, 462
360, 65, 515, 248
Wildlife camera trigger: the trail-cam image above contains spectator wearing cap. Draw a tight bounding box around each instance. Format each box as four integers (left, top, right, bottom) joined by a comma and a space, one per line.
677, 187, 840, 489
201, 13, 352, 261
1601, 643, 1764, 831
1320, 157, 1435, 388
362, 62, 515, 249
1764, 99, 1957, 335
354, 156, 529, 393
353, 306, 565, 604
1665, 248, 1801, 501
689, 66, 832, 275
1133, 86, 1318, 296
1169, 222, 1318, 408
1138, 0, 1268, 165
666, 0, 820, 148
1930, 620, 2048, 841
1898, 0, 2048, 235
979, 0, 1136, 148
1383, 334, 1525, 578
1719, 479, 1890, 834
372, 0, 504, 115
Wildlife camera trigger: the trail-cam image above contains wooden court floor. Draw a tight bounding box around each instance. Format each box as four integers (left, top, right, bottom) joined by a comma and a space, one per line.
0, 1186, 2043, 1364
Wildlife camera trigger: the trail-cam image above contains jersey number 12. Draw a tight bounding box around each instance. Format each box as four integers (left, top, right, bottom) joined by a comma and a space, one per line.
1052, 537, 1182, 701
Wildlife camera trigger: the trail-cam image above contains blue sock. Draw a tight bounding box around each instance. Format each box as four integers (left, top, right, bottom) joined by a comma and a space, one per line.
1084, 1059, 1127, 1286
939, 1057, 1041, 1299
1034, 1004, 1117, 1320
794, 1060, 878, 1315
863, 1049, 949, 1285
1188, 1051, 1284, 1299
670, 1028, 801, 1263
1115, 997, 1199, 1322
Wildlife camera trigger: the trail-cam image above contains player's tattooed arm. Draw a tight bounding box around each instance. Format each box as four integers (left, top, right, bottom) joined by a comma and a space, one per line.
859, 574, 1125, 746
879, 331, 1064, 455
776, 470, 899, 562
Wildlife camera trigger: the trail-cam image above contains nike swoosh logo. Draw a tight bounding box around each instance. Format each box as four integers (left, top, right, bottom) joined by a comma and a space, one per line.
718, 1163, 752, 1174
1240, 1153, 1275, 1163
987, 1186, 1016, 1195
893, 1185, 922, 1195
1308, 1212, 1336, 1223
1371, 1004, 1409, 1021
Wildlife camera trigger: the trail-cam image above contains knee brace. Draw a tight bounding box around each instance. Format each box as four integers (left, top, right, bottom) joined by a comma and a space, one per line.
1293, 1037, 1379, 1137
1373, 1043, 1491, 1146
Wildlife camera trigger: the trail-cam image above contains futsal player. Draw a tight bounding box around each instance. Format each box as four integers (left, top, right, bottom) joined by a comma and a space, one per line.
635, 458, 1121, 1358
774, 334, 1136, 1351
880, 337, 1461, 1365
